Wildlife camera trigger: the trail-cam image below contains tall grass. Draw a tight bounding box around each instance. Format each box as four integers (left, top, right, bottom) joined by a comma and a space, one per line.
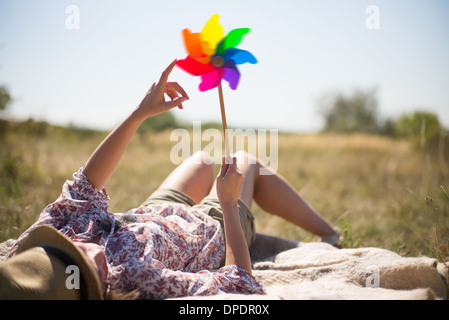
1, 120, 448, 262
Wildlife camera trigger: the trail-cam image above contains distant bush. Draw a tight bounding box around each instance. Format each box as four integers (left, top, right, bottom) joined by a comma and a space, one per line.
0, 86, 11, 111
395, 110, 446, 152
137, 110, 178, 133
319, 88, 390, 135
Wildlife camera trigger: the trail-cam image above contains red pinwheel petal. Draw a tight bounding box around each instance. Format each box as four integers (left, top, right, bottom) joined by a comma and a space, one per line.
176, 56, 215, 76
223, 60, 240, 90
199, 68, 225, 92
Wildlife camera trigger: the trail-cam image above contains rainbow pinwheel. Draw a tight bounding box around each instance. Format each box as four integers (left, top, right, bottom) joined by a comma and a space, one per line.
176, 14, 257, 159
177, 14, 257, 91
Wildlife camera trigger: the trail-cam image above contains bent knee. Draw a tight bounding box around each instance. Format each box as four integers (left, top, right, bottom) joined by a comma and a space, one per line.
191, 150, 214, 167
234, 150, 259, 166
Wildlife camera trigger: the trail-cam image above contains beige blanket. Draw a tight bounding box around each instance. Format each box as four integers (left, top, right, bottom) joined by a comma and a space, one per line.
248, 234, 448, 300
1, 234, 447, 300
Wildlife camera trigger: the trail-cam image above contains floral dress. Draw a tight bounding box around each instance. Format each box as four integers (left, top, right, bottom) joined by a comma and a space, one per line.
7, 167, 265, 299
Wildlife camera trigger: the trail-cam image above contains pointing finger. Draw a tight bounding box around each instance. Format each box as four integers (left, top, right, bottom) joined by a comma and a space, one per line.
159, 59, 178, 85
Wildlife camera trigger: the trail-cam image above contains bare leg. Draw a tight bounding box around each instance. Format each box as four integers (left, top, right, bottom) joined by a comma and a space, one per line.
216, 151, 338, 238
158, 151, 214, 204
163, 150, 338, 239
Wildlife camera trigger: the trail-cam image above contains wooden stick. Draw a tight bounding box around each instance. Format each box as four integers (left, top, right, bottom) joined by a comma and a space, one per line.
218, 82, 230, 161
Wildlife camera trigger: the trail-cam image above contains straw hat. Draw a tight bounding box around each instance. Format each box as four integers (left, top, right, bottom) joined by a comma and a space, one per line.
0, 225, 103, 300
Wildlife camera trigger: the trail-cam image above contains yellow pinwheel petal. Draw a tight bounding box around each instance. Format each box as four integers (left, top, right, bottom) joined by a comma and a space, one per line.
201, 14, 224, 56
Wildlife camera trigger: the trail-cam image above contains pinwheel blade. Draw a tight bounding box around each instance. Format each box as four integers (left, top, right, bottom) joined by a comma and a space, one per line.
225, 48, 258, 65
223, 60, 240, 90
182, 29, 207, 61
199, 68, 225, 92
176, 56, 215, 76
201, 14, 225, 56
223, 28, 250, 51
216, 28, 250, 55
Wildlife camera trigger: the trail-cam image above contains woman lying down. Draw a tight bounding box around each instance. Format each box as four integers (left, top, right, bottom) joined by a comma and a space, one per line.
0, 60, 341, 300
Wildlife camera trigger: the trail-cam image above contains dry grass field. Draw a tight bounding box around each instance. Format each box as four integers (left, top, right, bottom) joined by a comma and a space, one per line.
1, 120, 448, 262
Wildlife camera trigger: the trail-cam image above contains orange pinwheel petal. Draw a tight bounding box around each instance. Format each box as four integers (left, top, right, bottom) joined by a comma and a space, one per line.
182, 29, 208, 61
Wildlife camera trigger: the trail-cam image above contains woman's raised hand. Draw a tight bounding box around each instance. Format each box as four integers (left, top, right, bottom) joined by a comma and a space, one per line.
134, 60, 189, 121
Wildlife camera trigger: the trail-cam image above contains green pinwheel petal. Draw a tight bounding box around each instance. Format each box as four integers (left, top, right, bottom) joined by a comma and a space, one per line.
225, 28, 250, 50
216, 28, 250, 55
216, 39, 225, 55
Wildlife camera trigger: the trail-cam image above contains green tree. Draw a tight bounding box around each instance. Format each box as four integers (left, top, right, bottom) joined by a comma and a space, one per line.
320, 88, 382, 134
0, 86, 11, 111
0, 86, 12, 136
137, 110, 178, 133
395, 110, 444, 152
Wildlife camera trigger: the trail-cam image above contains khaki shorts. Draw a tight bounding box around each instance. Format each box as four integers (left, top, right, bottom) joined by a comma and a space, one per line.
140, 188, 256, 248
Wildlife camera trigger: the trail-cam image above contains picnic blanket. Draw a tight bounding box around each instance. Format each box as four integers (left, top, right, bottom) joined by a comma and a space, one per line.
246, 234, 448, 300
1, 234, 447, 300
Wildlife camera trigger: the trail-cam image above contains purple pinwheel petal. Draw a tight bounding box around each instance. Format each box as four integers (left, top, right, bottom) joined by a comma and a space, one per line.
223, 60, 240, 90
225, 48, 258, 65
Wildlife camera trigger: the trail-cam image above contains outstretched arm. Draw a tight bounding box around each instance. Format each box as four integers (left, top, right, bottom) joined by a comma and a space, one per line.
84, 60, 189, 190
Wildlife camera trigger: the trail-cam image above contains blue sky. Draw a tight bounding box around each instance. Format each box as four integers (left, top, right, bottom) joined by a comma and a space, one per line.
0, 0, 448, 132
